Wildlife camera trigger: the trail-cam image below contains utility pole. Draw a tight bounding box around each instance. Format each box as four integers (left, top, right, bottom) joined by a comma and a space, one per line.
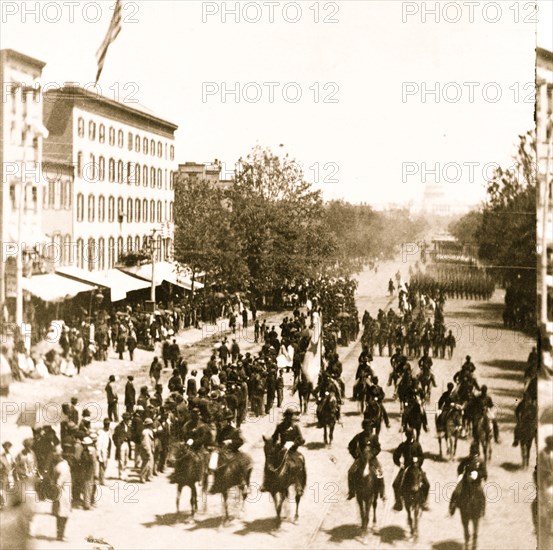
149, 227, 162, 303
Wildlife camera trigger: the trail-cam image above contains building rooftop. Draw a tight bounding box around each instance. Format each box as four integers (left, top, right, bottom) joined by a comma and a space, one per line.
0, 49, 46, 70
44, 84, 178, 133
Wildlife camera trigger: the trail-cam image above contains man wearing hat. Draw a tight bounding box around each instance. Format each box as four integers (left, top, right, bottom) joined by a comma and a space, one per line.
262, 408, 306, 492
105, 375, 119, 422
113, 412, 132, 480
137, 386, 150, 410
51, 449, 72, 541
391, 428, 429, 512
125, 376, 136, 414
168, 369, 183, 394
183, 407, 212, 456
79, 436, 97, 510
131, 406, 145, 467
210, 409, 250, 494
78, 409, 92, 437
68, 397, 79, 425
449, 441, 487, 516
347, 419, 386, 500
96, 419, 112, 485
186, 370, 198, 399
139, 418, 155, 483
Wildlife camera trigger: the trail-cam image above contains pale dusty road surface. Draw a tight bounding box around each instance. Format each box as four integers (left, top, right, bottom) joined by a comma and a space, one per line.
18, 260, 536, 550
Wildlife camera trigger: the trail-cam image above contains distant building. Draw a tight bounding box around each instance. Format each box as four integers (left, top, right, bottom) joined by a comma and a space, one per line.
0, 49, 48, 322
42, 85, 179, 271
177, 161, 221, 184
415, 182, 474, 216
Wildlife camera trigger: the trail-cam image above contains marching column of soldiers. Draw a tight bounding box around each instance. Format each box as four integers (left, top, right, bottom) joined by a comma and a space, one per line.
410, 264, 495, 302
361, 290, 455, 362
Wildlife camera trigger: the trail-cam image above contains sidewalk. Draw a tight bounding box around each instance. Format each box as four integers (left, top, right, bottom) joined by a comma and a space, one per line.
0, 310, 281, 451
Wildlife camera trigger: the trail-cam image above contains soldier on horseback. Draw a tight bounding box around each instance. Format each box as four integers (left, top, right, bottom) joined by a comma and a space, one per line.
392, 428, 430, 511
315, 373, 342, 431
209, 410, 250, 493
347, 419, 385, 500
436, 382, 456, 428
182, 407, 212, 459
472, 385, 500, 444
453, 361, 480, 404
449, 441, 487, 516
261, 408, 306, 492
367, 377, 390, 429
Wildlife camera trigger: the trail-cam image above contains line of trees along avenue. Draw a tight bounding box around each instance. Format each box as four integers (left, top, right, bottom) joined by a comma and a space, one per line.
449, 130, 537, 330
173, 146, 427, 304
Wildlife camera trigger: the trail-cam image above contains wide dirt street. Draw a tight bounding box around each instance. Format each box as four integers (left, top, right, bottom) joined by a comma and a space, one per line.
11, 258, 537, 550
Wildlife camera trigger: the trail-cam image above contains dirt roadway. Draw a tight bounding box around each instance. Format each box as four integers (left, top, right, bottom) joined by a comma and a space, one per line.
5, 260, 537, 550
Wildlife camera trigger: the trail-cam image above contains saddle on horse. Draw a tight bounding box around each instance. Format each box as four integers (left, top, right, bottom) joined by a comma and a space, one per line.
209, 447, 252, 494
347, 449, 385, 500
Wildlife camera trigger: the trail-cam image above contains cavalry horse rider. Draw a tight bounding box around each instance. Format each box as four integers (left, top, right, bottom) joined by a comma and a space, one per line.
367, 377, 390, 429
315, 372, 342, 426
453, 357, 480, 403
209, 409, 250, 493
449, 441, 488, 516
472, 385, 500, 444
436, 382, 456, 428
347, 419, 386, 500
392, 427, 430, 511
261, 408, 306, 492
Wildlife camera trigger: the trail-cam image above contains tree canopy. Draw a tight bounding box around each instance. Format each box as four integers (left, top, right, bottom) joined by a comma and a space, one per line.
174, 146, 428, 294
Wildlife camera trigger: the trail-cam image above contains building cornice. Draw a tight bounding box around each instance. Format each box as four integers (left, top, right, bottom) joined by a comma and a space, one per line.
0, 49, 46, 70
44, 86, 178, 137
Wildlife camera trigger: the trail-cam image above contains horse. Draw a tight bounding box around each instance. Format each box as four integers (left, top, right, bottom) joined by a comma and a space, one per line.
262, 436, 307, 528
294, 374, 313, 415
400, 459, 425, 540
353, 449, 379, 541
457, 468, 486, 550
397, 372, 414, 413
209, 448, 252, 526
402, 398, 427, 441
473, 414, 493, 463
418, 370, 434, 404
436, 404, 463, 461
318, 392, 340, 446
517, 399, 537, 469
363, 398, 383, 436
353, 377, 369, 413
169, 443, 208, 519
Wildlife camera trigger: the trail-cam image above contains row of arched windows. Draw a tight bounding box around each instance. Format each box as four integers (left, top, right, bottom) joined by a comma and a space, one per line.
76, 153, 175, 190
75, 193, 173, 224
77, 117, 175, 161
73, 236, 173, 271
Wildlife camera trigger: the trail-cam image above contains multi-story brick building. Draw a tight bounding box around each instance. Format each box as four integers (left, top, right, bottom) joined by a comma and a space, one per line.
42, 85, 178, 272
0, 49, 48, 324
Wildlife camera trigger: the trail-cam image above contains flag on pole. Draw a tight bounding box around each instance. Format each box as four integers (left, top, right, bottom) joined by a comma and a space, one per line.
301, 311, 322, 385
95, 0, 123, 84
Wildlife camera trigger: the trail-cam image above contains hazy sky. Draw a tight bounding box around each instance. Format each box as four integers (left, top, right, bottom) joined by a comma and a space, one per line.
2, 0, 550, 206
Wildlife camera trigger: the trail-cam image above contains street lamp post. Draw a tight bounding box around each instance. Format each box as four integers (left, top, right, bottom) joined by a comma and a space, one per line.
149, 227, 162, 304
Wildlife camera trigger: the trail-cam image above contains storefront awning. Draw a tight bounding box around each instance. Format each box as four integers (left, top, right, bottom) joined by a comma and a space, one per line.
119, 262, 204, 291
56, 267, 151, 302
21, 273, 96, 302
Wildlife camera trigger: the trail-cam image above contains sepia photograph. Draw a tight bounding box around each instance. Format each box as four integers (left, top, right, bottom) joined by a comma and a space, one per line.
0, 1, 552, 549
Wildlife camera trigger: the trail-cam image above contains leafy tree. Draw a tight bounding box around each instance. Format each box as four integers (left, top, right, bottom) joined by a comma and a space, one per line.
173, 176, 246, 293
226, 146, 334, 298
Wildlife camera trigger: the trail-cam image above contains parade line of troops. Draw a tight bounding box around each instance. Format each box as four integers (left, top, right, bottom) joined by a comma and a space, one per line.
0, 270, 541, 544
